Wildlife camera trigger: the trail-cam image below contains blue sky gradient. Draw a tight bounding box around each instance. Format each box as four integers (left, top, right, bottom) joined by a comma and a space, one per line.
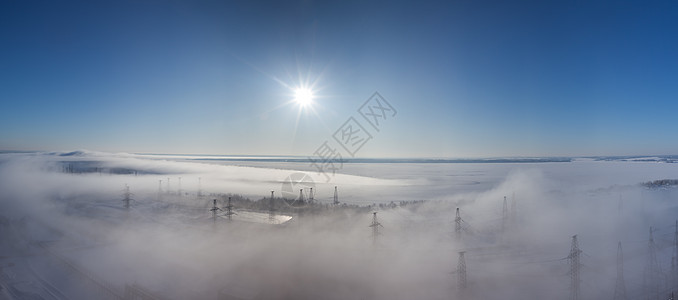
1, 0, 676, 157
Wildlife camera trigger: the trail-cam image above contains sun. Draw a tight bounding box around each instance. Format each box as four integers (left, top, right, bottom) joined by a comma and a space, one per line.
294, 88, 314, 107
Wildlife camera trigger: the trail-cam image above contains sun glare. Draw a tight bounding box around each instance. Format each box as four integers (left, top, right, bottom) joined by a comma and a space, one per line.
294, 88, 314, 107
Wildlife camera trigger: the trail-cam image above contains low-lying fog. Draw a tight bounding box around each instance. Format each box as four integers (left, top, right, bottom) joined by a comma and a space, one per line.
1, 151, 678, 299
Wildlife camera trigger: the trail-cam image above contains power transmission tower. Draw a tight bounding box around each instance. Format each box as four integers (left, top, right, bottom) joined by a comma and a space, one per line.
502, 196, 508, 233
157, 180, 162, 201
455, 208, 462, 239
333, 186, 339, 205
210, 199, 221, 223
224, 196, 235, 221
457, 251, 467, 291
269, 191, 276, 223
614, 242, 628, 300
122, 184, 133, 210
369, 212, 383, 244
568, 235, 582, 300
644, 227, 661, 300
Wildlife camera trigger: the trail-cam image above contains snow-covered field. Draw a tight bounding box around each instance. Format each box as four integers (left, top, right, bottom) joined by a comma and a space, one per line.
1, 151, 678, 299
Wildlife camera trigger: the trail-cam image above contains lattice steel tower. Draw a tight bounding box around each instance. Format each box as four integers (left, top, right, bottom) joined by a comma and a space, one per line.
122, 184, 133, 210
369, 212, 383, 244
210, 199, 221, 223
644, 227, 661, 300
224, 197, 235, 221
157, 179, 162, 201
455, 208, 462, 239
269, 191, 276, 222
502, 196, 508, 233
568, 235, 582, 300
614, 241, 627, 300
457, 251, 467, 291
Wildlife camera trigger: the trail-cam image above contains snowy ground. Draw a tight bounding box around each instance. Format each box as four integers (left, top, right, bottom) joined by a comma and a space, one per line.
1, 151, 678, 299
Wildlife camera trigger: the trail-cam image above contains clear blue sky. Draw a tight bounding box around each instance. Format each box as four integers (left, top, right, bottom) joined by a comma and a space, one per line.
1, 0, 676, 157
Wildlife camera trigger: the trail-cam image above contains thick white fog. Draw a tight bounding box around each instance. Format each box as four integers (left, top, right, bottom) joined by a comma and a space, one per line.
1, 151, 678, 299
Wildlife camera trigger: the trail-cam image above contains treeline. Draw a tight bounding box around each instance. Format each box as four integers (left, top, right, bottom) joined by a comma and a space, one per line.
204, 192, 426, 214
642, 179, 678, 188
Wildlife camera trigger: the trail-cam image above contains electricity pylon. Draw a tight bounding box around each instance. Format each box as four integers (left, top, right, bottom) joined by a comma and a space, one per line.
224, 196, 235, 221
210, 199, 221, 223
269, 191, 276, 223
369, 212, 383, 244
568, 235, 582, 300
502, 196, 508, 233
614, 242, 627, 300
644, 227, 661, 300
457, 251, 467, 291
157, 179, 162, 201
455, 208, 462, 239
122, 184, 133, 210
